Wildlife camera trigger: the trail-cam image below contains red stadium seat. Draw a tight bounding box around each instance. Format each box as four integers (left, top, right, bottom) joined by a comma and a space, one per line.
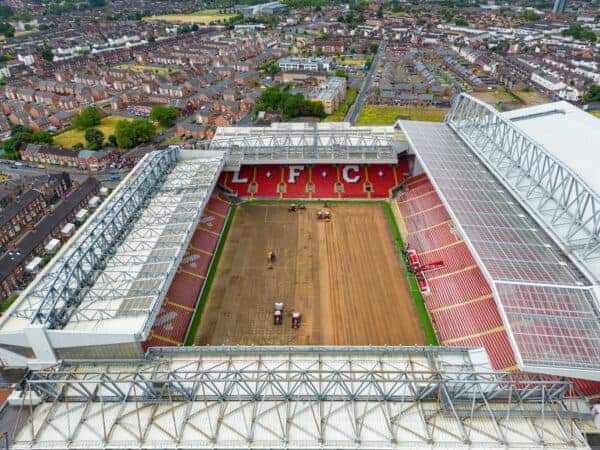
311, 164, 338, 198
255, 165, 282, 197
432, 297, 504, 342
223, 166, 254, 196
407, 222, 457, 252
455, 330, 517, 371
367, 165, 398, 198
144, 193, 232, 349
206, 196, 230, 217
339, 164, 368, 198
404, 207, 451, 234
426, 267, 492, 310
282, 165, 310, 198
150, 302, 193, 344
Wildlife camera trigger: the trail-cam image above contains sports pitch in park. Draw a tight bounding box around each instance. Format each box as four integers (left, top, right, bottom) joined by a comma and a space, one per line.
194, 202, 427, 346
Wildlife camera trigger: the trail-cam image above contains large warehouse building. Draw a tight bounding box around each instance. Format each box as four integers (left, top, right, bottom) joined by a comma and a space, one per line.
0, 94, 599, 448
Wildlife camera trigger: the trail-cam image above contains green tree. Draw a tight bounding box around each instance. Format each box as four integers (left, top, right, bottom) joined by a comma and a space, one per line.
335, 68, 348, 78
178, 24, 191, 34
522, 10, 540, 21
108, 134, 117, 146
562, 25, 597, 42
0, 5, 13, 18
369, 43, 379, 54
455, 18, 468, 26
0, 22, 14, 37
282, 93, 304, 118
258, 59, 281, 76
115, 119, 156, 149
72, 107, 101, 130
40, 46, 54, 61
150, 105, 177, 128
2, 127, 53, 159
31, 130, 54, 144
583, 85, 600, 103
85, 128, 105, 150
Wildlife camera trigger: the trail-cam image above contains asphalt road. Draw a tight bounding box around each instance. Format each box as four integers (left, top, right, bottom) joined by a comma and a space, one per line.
0, 161, 89, 183
345, 40, 386, 125
0, 160, 128, 188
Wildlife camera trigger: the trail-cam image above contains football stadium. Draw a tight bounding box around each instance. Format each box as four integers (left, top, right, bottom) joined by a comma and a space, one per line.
1, 93, 600, 448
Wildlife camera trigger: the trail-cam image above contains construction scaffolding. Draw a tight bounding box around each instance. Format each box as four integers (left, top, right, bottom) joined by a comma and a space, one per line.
6, 347, 592, 449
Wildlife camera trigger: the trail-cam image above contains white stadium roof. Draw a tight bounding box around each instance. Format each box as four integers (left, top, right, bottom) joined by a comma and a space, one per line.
0, 149, 225, 367
210, 122, 407, 169
400, 94, 600, 381
502, 101, 600, 197
4, 347, 592, 449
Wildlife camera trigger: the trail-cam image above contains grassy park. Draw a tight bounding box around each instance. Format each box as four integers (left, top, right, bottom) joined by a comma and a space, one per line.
143, 9, 238, 24
335, 56, 367, 67
357, 105, 448, 125
113, 64, 178, 75
54, 116, 124, 148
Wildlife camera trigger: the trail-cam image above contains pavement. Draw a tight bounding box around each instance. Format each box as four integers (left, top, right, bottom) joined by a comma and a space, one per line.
345, 40, 386, 125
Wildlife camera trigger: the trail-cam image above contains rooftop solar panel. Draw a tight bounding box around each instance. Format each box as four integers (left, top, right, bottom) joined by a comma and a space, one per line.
400, 120, 600, 379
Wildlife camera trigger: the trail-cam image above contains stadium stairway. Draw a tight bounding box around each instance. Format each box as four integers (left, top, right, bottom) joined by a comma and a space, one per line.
143, 193, 232, 351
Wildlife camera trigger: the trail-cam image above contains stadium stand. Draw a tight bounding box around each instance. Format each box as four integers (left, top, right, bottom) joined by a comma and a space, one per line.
399, 172, 600, 396
398, 173, 517, 371
143, 193, 231, 349
311, 164, 338, 197
5, 347, 591, 450
220, 164, 405, 199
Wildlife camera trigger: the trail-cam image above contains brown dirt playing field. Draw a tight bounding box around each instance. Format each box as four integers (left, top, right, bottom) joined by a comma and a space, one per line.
194, 202, 425, 346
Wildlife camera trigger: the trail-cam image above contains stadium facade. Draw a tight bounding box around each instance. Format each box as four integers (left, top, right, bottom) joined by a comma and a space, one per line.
1, 94, 599, 448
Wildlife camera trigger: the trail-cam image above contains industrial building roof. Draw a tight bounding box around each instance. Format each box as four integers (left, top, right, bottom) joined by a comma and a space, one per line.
400, 119, 600, 381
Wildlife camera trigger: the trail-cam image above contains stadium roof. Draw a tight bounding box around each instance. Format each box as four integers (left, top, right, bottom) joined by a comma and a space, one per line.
502, 101, 600, 196
210, 122, 407, 169
400, 117, 600, 381
447, 94, 600, 273
5, 346, 592, 449
0, 149, 225, 366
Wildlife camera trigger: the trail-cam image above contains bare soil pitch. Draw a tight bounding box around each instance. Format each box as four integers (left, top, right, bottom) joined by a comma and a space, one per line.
194, 203, 425, 346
